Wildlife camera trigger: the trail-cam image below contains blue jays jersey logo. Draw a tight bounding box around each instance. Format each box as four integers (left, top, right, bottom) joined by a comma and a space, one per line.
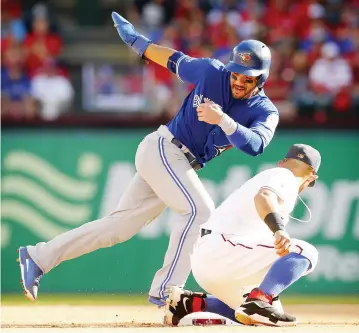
214, 144, 232, 157
167, 53, 279, 165
193, 94, 203, 108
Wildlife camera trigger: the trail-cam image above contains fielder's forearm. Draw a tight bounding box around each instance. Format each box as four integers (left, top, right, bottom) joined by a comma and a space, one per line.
254, 188, 286, 233
144, 44, 177, 68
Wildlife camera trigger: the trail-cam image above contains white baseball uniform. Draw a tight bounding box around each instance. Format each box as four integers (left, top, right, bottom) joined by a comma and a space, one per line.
190, 167, 319, 310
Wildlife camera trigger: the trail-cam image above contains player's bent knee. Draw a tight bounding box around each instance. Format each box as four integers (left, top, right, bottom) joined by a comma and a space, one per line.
293, 240, 319, 274
181, 200, 214, 229
108, 232, 134, 246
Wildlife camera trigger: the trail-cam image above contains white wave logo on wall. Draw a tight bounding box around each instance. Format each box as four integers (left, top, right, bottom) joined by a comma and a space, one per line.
1, 151, 102, 247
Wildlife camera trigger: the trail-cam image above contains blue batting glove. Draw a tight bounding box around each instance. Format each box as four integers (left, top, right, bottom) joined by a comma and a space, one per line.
111, 12, 151, 57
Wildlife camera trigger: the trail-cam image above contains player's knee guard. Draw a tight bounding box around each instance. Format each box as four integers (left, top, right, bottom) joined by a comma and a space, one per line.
293, 240, 318, 275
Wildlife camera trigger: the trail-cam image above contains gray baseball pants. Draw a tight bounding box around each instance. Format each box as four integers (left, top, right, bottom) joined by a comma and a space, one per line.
27, 125, 215, 298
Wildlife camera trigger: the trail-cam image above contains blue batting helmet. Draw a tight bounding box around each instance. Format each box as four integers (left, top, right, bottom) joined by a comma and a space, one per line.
226, 40, 271, 88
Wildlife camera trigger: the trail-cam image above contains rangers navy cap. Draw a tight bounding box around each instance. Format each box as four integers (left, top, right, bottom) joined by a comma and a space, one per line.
286, 144, 321, 187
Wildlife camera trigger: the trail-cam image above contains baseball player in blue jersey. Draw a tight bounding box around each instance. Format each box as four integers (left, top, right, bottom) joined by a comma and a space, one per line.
18, 12, 279, 306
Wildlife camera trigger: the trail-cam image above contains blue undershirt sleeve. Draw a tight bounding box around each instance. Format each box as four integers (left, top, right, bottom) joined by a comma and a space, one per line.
226, 113, 279, 156
226, 124, 264, 156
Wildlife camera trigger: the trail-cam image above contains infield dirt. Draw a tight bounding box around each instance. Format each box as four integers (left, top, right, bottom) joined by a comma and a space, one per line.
2, 304, 358, 333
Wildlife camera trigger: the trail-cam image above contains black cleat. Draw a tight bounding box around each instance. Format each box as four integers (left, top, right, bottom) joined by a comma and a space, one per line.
236, 288, 297, 327
164, 286, 207, 326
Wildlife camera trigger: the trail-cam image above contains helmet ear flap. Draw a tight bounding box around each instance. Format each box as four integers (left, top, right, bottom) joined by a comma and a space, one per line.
257, 74, 264, 88
257, 71, 269, 88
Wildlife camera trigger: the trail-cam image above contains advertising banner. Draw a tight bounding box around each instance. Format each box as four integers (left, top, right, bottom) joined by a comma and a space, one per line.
2, 130, 358, 294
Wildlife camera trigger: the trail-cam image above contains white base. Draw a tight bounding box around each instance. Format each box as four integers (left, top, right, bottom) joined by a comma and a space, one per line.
178, 312, 241, 326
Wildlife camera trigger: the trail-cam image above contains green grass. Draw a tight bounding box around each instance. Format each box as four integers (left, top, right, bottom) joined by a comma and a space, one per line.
1, 293, 358, 306
1, 293, 148, 306
281, 295, 359, 305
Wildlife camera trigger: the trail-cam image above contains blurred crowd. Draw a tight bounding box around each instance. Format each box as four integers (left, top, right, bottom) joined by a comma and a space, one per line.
131, 0, 359, 122
1, 0, 73, 120
1, 0, 359, 125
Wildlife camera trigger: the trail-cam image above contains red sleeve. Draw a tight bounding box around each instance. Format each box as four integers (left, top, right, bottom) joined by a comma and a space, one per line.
46, 34, 63, 56
24, 35, 35, 49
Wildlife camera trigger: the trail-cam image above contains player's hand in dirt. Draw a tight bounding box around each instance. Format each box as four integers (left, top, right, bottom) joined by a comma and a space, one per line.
274, 230, 291, 257
196, 98, 224, 125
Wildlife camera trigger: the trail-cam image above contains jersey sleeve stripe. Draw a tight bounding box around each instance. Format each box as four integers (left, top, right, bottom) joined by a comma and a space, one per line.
261, 185, 285, 200
222, 234, 275, 249
176, 55, 186, 83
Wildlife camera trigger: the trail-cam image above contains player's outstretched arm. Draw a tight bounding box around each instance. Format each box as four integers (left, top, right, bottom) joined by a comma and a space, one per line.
254, 188, 291, 256
112, 12, 215, 84
144, 44, 176, 68
111, 12, 176, 68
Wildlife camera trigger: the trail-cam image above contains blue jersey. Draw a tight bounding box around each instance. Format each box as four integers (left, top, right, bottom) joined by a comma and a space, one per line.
1, 68, 31, 102
167, 52, 279, 166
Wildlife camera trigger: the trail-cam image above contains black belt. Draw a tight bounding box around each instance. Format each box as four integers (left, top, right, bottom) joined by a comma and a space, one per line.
171, 138, 201, 171
201, 228, 212, 237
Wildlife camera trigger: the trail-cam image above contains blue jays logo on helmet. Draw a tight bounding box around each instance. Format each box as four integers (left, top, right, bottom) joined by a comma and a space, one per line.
239, 53, 251, 64
226, 40, 271, 88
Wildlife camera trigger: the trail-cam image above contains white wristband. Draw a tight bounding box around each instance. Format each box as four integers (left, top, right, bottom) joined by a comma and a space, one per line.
218, 113, 237, 135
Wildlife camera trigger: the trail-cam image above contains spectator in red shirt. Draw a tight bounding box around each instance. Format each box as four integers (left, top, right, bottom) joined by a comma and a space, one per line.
264, 50, 295, 120
208, 15, 238, 52
175, 0, 201, 20
24, 10, 63, 77
261, 0, 296, 44
292, 1, 325, 40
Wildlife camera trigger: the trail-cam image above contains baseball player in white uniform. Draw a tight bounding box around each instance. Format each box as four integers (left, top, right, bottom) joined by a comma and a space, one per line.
165, 144, 321, 327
